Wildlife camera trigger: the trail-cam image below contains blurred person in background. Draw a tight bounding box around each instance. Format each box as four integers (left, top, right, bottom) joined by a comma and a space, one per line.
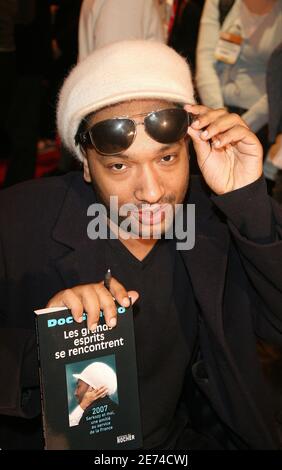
196, 0, 282, 156
78, 0, 165, 61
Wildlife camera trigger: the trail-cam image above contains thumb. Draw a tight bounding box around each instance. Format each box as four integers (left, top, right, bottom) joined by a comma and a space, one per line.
188, 126, 211, 168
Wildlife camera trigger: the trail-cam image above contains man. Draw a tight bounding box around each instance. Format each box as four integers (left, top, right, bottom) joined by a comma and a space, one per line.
0, 40, 281, 450
69, 362, 117, 427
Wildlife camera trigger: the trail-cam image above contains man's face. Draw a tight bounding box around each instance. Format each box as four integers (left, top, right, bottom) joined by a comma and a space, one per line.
74, 379, 89, 404
83, 99, 189, 238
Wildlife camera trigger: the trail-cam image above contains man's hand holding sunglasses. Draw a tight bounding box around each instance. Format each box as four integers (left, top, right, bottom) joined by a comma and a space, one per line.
186, 104, 263, 195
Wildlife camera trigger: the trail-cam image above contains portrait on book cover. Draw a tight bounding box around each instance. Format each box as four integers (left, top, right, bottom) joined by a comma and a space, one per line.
66, 355, 119, 429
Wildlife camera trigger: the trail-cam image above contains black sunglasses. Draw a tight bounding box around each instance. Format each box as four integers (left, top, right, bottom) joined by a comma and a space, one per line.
75, 108, 190, 156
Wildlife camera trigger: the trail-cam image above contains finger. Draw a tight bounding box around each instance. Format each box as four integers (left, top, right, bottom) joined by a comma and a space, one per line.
107, 276, 131, 307
191, 108, 228, 131
185, 103, 211, 116
47, 289, 84, 323
96, 386, 108, 398
75, 285, 101, 331
95, 283, 118, 328
198, 113, 249, 142
46, 295, 65, 308
106, 277, 140, 307
210, 125, 262, 154
187, 126, 211, 156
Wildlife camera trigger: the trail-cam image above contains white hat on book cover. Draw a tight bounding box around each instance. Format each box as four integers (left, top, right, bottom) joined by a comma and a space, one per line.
73, 361, 117, 396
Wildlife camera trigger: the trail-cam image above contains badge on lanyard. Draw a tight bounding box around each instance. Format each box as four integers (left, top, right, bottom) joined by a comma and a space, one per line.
215, 23, 243, 65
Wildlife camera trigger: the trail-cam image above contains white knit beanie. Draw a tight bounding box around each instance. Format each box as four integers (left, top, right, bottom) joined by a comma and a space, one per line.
57, 40, 195, 161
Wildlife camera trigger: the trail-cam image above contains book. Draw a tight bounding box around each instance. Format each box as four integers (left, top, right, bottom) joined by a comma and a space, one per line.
35, 304, 142, 450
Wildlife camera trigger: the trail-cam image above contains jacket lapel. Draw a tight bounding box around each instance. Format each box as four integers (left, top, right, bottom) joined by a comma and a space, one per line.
51, 174, 108, 287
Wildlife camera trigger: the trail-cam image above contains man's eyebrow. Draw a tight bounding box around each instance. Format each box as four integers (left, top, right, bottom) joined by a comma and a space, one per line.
99, 153, 130, 160
99, 143, 182, 159
153, 143, 182, 156
157, 143, 181, 153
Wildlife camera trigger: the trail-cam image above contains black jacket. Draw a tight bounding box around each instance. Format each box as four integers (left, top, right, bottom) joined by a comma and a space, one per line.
0, 172, 281, 449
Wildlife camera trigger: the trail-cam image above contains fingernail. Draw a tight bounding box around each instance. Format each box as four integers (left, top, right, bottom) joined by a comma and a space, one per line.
122, 297, 130, 307
192, 119, 200, 128
214, 139, 221, 147
78, 316, 84, 323
90, 323, 97, 331
109, 317, 117, 328
201, 130, 209, 138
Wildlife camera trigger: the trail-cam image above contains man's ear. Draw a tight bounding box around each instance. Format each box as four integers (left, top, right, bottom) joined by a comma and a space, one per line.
83, 152, 91, 182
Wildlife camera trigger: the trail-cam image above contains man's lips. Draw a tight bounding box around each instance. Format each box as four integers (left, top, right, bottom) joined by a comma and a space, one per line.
131, 204, 170, 225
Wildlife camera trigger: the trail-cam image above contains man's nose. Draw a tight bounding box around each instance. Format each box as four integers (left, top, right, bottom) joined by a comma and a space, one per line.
134, 165, 165, 203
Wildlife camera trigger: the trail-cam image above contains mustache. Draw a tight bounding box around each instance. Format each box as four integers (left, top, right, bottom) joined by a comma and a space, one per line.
126, 196, 176, 211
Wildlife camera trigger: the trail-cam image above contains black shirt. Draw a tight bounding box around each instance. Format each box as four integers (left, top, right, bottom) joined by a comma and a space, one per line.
104, 237, 199, 449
